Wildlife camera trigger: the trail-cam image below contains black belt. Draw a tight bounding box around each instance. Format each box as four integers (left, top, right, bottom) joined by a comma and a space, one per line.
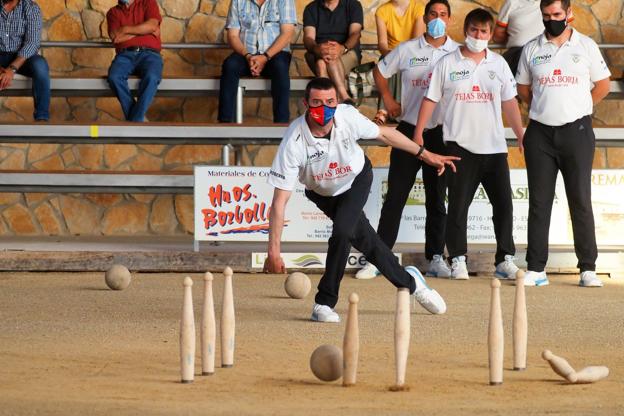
118, 46, 160, 54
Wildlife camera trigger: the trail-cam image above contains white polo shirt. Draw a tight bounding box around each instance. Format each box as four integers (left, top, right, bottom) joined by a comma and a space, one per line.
496, 0, 544, 48
376, 35, 460, 127
516, 29, 611, 126
426, 48, 517, 154
268, 104, 380, 197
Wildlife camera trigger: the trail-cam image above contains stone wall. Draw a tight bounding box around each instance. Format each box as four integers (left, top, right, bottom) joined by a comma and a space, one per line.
0, 0, 623, 236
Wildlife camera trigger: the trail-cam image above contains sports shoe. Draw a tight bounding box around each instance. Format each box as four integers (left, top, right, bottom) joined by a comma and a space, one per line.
405, 266, 446, 314
426, 254, 451, 278
495, 255, 519, 280
523, 270, 549, 287
311, 303, 340, 323
579, 271, 603, 287
450, 256, 469, 280
355, 262, 380, 279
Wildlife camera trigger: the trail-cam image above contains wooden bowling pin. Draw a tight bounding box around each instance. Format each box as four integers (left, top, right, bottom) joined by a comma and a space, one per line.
221, 266, 235, 368
180, 276, 196, 383
542, 350, 576, 380
343, 293, 359, 387
201, 272, 216, 376
513, 270, 527, 371
568, 366, 609, 384
391, 288, 410, 390
488, 279, 504, 385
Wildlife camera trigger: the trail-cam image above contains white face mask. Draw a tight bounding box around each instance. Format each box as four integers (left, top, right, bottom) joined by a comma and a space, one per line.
465, 35, 488, 53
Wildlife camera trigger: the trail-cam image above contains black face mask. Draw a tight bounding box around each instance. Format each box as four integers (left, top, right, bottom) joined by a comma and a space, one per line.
543, 18, 567, 37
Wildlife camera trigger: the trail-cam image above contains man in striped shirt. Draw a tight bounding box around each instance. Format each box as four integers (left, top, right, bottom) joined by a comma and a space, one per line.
0, 0, 50, 121
218, 0, 297, 123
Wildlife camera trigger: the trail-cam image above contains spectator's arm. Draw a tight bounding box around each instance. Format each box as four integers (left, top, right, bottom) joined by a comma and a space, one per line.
344, 22, 362, 51
227, 28, 248, 56
410, 16, 425, 39
17, 3, 42, 60
492, 24, 508, 45
516, 83, 532, 107
265, 23, 296, 58
591, 77, 610, 105
303, 26, 321, 57
375, 15, 390, 56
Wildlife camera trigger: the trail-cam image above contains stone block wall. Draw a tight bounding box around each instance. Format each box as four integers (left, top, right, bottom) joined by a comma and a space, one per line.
0, 0, 623, 236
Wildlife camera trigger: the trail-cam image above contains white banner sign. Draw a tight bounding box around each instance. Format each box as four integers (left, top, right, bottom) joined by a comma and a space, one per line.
195, 166, 624, 246
250, 252, 401, 269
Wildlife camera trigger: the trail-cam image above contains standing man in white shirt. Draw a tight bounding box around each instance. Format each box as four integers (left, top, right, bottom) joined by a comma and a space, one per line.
355, 0, 459, 280
516, 0, 610, 287
414, 8, 525, 280
264, 77, 459, 322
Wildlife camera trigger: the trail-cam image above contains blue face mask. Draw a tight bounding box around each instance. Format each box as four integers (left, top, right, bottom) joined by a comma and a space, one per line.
308, 104, 336, 126
427, 18, 446, 39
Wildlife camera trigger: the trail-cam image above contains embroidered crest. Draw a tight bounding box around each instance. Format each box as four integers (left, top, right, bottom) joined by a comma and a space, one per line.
571, 54, 580, 63
488, 71, 496, 80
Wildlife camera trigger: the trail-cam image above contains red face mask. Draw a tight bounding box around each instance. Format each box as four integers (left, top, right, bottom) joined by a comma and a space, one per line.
308, 104, 337, 126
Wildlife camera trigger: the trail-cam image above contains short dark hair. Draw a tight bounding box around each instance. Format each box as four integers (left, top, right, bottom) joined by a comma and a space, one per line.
463, 8, 494, 34
305, 77, 336, 101
424, 0, 451, 17
540, 0, 570, 11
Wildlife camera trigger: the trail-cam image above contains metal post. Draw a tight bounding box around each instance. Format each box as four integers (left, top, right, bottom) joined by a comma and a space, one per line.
235, 86, 244, 124
222, 144, 231, 166
193, 239, 199, 252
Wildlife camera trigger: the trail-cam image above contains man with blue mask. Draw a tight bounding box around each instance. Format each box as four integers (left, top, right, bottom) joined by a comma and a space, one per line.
264, 77, 460, 322
0, 0, 50, 121
414, 8, 525, 281
516, 0, 611, 287
354, 0, 459, 281
106, 0, 162, 122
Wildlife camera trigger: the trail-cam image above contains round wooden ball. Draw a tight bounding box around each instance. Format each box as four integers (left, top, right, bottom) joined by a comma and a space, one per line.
310, 344, 343, 382
105, 264, 132, 290
284, 272, 311, 299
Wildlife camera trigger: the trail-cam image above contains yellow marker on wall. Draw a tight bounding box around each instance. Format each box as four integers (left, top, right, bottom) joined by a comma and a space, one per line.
90, 125, 99, 138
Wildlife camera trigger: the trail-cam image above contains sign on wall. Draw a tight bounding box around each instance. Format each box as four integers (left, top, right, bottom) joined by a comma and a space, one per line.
195, 166, 624, 246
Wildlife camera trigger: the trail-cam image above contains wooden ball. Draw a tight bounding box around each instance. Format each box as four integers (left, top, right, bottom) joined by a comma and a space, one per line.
105, 264, 131, 290
284, 272, 311, 299
310, 344, 343, 382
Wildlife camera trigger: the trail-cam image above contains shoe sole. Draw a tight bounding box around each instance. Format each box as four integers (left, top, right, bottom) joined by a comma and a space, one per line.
354, 272, 380, 280
414, 289, 446, 315
310, 314, 340, 323
579, 281, 603, 287
451, 275, 470, 280
524, 279, 549, 287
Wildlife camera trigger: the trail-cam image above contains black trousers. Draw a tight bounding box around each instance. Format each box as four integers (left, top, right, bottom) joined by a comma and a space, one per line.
502, 47, 523, 78
306, 157, 416, 308
445, 142, 515, 265
377, 122, 447, 259
524, 116, 597, 272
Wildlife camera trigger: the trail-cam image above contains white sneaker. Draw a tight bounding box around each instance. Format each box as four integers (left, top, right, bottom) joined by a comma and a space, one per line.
311, 303, 340, 323
426, 254, 451, 278
523, 270, 549, 287
355, 262, 380, 279
495, 255, 519, 280
579, 271, 603, 287
405, 266, 446, 314
450, 256, 469, 280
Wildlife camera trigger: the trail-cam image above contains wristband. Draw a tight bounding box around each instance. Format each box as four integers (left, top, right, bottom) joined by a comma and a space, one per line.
245, 52, 252, 59
8, 65, 18, 73
263, 52, 271, 60
415, 145, 425, 159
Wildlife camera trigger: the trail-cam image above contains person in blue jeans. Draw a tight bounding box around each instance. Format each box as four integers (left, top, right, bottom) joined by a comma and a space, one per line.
106, 0, 163, 122
219, 0, 297, 123
0, 0, 49, 121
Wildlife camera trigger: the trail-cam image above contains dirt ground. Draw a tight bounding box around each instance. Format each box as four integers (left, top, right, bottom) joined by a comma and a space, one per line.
1, 270, 623, 415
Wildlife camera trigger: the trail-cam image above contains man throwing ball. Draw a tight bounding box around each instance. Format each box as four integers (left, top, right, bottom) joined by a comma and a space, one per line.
263, 77, 459, 322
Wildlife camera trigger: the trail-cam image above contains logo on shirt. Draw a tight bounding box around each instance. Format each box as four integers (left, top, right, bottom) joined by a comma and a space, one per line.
312, 162, 353, 182
571, 54, 580, 63
409, 56, 430, 67
537, 69, 579, 86
306, 149, 327, 164
450, 70, 470, 81
488, 71, 496, 80
269, 170, 286, 180
411, 73, 432, 89
531, 54, 552, 66
454, 89, 494, 103
472, 85, 480, 92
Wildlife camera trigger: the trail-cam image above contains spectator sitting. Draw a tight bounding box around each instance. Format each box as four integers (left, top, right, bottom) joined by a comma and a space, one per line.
218, 0, 297, 123
492, 0, 544, 75
303, 0, 363, 103
106, 0, 163, 122
374, 0, 425, 123
0, 0, 49, 122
